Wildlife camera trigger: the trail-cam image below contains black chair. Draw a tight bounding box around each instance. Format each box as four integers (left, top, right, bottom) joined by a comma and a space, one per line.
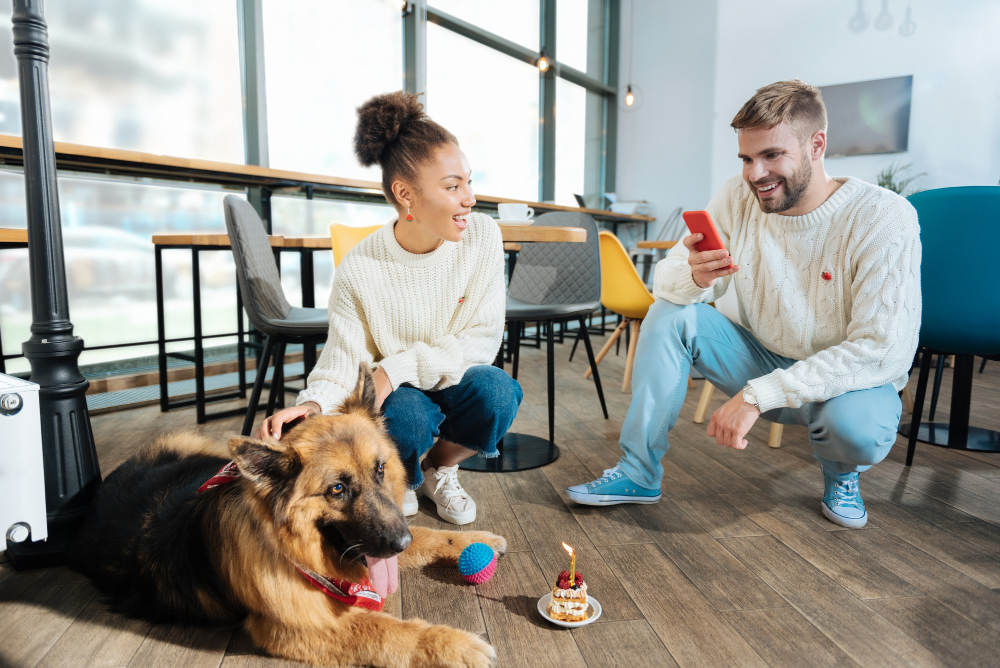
505, 212, 608, 444
223, 195, 329, 436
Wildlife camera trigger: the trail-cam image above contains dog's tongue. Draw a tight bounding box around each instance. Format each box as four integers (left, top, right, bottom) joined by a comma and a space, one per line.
366, 555, 399, 599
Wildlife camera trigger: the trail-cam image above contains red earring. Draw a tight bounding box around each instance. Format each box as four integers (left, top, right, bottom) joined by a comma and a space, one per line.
405, 207, 414, 221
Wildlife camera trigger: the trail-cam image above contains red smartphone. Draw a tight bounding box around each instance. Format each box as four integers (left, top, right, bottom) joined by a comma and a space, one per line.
682, 210, 726, 253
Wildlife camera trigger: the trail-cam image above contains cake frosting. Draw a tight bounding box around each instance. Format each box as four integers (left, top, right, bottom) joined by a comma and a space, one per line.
547, 571, 588, 622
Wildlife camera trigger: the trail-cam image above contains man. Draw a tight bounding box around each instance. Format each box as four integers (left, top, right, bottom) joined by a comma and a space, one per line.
566, 80, 921, 528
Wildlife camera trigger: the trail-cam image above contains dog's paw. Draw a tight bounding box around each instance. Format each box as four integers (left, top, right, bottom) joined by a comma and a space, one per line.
466, 531, 507, 558
414, 626, 496, 668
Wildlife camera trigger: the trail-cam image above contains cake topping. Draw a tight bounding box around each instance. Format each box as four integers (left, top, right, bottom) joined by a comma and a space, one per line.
556, 571, 585, 590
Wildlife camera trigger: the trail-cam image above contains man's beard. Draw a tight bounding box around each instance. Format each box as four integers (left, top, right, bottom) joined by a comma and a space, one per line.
754, 157, 811, 213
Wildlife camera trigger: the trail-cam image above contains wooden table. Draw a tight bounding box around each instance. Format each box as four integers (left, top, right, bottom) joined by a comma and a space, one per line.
634, 240, 678, 283
0, 133, 651, 231
0, 228, 29, 374
0, 227, 28, 249
636, 240, 678, 250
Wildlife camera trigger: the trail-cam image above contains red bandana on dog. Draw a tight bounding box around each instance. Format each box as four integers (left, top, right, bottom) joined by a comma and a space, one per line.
294, 566, 383, 611
196, 461, 384, 612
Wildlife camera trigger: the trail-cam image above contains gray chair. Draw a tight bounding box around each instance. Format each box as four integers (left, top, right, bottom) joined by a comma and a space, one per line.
223, 195, 329, 436
506, 212, 608, 443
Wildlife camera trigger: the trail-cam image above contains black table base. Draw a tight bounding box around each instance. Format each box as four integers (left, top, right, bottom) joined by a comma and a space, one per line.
898, 422, 1000, 453
459, 433, 560, 472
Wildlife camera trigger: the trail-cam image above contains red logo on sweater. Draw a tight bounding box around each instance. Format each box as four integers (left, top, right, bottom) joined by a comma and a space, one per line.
821, 271, 832, 281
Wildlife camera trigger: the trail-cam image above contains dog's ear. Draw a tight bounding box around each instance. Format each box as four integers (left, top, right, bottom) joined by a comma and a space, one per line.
340, 363, 380, 420
228, 437, 301, 487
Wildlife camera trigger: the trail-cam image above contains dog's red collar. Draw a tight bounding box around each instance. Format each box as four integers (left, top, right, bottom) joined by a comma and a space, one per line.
197, 460, 241, 494
196, 461, 384, 612
294, 565, 383, 611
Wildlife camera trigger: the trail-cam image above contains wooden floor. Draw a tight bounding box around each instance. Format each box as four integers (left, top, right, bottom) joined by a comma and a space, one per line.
3, 331, 1000, 668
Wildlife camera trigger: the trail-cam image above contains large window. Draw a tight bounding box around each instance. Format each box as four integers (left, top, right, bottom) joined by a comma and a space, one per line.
429, 0, 539, 50
0, 0, 243, 162
426, 23, 540, 202
263, 0, 403, 179
0, 172, 237, 375
425, 1, 614, 203
557, 0, 606, 78
0, 0, 617, 387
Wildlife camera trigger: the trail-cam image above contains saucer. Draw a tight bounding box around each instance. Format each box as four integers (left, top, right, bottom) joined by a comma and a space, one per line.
537, 592, 602, 628
497, 219, 535, 226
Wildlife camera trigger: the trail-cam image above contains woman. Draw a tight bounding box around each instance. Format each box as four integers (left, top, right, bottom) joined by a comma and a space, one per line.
259, 91, 521, 526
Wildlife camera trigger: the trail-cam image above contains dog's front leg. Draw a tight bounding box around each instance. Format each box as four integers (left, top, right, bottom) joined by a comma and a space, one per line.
248, 610, 496, 668
397, 526, 507, 569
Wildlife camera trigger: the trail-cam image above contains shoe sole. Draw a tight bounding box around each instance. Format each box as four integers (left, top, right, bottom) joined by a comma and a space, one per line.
435, 504, 476, 525
567, 490, 661, 506
821, 502, 867, 528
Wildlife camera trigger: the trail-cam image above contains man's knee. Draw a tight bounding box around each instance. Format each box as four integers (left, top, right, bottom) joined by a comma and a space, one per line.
643, 300, 700, 339
812, 387, 901, 466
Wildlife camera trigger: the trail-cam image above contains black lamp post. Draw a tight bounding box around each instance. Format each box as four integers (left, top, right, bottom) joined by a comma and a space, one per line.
5, 0, 101, 569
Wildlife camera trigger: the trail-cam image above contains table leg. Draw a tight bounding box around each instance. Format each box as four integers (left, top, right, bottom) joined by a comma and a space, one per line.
300, 250, 317, 378
459, 321, 560, 473
156, 246, 168, 412
192, 249, 206, 424
898, 352, 1000, 452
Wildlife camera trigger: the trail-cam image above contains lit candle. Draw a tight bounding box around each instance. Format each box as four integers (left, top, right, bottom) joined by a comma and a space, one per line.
562, 542, 575, 586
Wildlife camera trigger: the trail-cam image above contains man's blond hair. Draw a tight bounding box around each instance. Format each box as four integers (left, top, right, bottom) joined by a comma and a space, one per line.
731, 79, 827, 142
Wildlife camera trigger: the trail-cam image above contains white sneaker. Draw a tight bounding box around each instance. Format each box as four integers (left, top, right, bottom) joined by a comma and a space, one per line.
420, 464, 476, 525
402, 489, 418, 517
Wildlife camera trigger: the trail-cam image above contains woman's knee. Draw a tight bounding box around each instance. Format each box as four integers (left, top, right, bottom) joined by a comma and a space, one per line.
458, 365, 523, 418
381, 387, 440, 456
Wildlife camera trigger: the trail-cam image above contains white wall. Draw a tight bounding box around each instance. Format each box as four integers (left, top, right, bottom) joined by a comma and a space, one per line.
615, 0, 719, 245
618, 0, 1000, 242
710, 0, 1000, 194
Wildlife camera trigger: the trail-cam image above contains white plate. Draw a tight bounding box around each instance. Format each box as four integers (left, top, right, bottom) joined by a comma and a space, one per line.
496, 219, 535, 226
537, 592, 602, 628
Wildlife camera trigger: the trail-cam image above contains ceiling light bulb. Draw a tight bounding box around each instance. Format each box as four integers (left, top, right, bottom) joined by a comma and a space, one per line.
537, 56, 549, 72
625, 87, 635, 106
899, 6, 916, 36
849, 0, 869, 33
874, 0, 893, 30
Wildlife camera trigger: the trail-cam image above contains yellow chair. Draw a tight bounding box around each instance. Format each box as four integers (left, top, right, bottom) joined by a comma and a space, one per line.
584, 230, 656, 392
330, 224, 382, 267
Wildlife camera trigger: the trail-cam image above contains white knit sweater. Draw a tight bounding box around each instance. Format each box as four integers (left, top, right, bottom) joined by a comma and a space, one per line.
654, 175, 921, 413
296, 212, 506, 414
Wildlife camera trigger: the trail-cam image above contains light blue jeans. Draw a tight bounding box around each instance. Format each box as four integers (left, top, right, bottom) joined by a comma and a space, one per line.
618, 300, 902, 488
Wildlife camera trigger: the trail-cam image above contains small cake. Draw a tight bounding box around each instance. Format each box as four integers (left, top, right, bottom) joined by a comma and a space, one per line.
547, 570, 588, 622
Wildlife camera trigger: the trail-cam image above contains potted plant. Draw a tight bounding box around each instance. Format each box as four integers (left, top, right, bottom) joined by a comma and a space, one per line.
877, 161, 926, 196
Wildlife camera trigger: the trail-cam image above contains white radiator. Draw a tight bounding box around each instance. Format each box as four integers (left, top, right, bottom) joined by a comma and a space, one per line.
0, 373, 48, 552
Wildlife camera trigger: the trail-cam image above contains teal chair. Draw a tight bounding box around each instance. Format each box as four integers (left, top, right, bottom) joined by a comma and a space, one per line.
905, 186, 1000, 465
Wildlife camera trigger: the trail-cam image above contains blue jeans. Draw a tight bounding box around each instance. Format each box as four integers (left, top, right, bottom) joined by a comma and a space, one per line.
618, 301, 902, 488
381, 365, 523, 489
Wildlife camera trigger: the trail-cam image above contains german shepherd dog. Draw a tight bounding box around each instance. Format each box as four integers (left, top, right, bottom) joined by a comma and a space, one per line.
72, 366, 505, 668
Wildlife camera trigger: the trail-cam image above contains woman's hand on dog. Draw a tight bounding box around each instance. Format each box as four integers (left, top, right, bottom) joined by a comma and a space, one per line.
256, 402, 321, 440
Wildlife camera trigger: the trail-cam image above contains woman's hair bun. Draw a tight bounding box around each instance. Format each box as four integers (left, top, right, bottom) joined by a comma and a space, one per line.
354, 91, 427, 167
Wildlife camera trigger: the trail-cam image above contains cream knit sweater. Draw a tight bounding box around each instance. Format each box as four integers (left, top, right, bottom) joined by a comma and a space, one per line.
296, 212, 506, 415
655, 175, 922, 413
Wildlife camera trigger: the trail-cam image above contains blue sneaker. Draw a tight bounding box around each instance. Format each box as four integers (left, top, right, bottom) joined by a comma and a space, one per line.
820, 465, 867, 528
566, 466, 662, 506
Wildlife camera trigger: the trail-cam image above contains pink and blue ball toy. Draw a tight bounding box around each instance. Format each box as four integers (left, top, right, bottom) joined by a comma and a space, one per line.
458, 542, 497, 584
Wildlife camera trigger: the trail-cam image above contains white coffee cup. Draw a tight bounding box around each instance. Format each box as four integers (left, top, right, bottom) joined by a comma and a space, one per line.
498, 202, 534, 221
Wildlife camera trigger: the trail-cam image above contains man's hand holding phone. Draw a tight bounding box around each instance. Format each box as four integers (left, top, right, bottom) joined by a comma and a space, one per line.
684, 235, 739, 288
681, 210, 738, 289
